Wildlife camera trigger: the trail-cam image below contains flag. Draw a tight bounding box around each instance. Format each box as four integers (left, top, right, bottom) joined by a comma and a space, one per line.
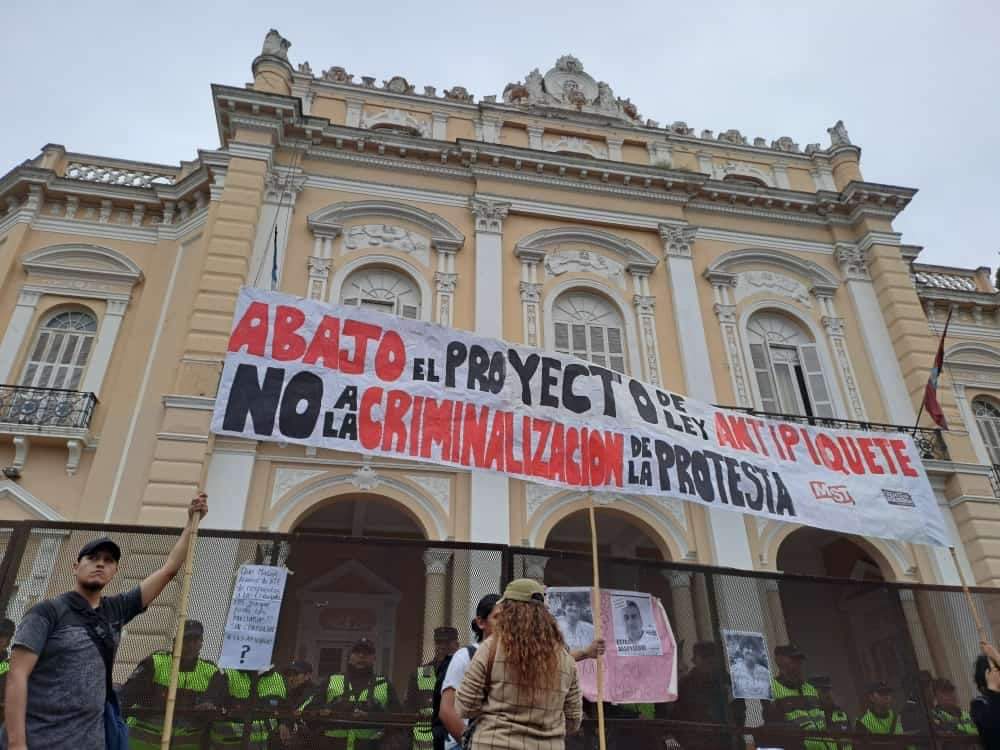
922, 307, 953, 429
270, 225, 278, 289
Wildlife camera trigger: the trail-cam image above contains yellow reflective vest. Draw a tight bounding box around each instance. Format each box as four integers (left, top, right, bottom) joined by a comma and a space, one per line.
125, 651, 218, 750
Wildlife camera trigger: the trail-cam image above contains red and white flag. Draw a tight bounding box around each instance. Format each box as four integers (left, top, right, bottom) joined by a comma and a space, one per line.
922, 308, 953, 429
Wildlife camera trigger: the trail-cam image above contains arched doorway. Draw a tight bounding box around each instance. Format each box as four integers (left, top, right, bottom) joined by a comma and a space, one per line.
279, 494, 429, 689
774, 529, 912, 721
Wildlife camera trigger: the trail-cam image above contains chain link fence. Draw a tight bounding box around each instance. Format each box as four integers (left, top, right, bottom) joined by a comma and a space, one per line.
0, 522, 993, 749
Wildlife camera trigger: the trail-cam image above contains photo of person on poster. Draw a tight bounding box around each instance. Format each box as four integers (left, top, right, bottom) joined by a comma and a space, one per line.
611, 593, 662, 656
723, 630, 772, 700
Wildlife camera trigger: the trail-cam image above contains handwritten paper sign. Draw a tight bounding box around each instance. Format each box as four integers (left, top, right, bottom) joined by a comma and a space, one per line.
218, 565, 288, 670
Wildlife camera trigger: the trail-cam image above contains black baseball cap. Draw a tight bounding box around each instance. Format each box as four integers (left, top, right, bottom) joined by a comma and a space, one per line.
774, 643, 806, 659
867, 680, 893, 695
433, 626, 459, 642
351, 638, 376, 653
78, 537, 121, 562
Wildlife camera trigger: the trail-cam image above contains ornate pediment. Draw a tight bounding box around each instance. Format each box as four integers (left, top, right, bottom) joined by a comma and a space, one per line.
503, 55, 642, 124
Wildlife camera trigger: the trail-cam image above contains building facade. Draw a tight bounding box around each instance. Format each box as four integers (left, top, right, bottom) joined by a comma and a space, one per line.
1, 29, 998, 603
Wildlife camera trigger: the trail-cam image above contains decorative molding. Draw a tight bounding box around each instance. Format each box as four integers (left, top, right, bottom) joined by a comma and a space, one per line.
823, 316, 868, 420
409, 474, 451, 513
516, 226, 658, 270
705, 248, 840, 290
526, 483, 561, 518
350, 464, 381, 490
544, 249, 626, 288
12, 436, 29, 471
469, 197, 510, 234
309, 199, 464, 253
65, 439, 83, 475
270, 468, 327, 507
360, 107, 431, 138
659, 224, 697, 258
835, 243, 871, 281
734, 270, 813, 308
543, 135, 608, 160
343, 224, 431, 265
162, 394, 216, 411
422, 549, 452, 576
0, 479, 65, 521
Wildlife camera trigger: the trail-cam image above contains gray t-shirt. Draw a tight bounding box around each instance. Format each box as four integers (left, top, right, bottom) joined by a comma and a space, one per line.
2, 587, 144, 750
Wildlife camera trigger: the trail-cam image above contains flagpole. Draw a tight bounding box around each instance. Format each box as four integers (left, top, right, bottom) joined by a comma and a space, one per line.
588, 500, 608, 750
915, 306, 954, 431
949, 547, 996, 667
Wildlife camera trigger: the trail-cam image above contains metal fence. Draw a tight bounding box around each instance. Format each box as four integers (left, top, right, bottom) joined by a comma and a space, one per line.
0, 521, 994, 749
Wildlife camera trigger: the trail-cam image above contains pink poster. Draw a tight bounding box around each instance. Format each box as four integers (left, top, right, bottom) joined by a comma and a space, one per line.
547, 587, 677, 704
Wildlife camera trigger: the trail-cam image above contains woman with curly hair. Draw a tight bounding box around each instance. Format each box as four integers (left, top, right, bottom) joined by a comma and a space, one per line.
455, 578, 582, 749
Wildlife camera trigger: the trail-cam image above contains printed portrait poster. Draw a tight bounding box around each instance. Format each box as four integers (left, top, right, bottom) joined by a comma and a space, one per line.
548, 587, 677, 704
612, 593, 663, 657
722, 629, 772, 700
546, 587, 596, 653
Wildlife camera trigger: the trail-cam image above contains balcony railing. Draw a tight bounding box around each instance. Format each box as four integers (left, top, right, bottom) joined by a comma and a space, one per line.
991, 465, 1000, 499
718, 406, 950, 461
0, 385, 97, 430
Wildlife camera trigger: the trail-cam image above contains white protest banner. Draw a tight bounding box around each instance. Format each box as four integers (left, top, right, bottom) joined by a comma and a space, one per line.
218, 564, 288, 671
210, 287, 949, 547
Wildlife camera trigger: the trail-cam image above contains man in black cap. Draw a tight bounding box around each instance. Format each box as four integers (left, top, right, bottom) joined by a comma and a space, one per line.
764, 643, 828, 750
121, 619, 219, 749
929, 678, 977, 738
302, 637, 401, 749
811, 675, 851, 749
3, 492, 208, 750
408, 626, 459, 750
856, 681, 902, 737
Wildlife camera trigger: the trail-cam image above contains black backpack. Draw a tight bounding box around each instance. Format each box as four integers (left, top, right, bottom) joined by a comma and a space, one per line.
431, 645, 476, 750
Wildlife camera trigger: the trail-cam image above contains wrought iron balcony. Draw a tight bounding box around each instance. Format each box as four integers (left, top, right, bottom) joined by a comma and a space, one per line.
0, 385, 97, 430
718, 406, 950, 461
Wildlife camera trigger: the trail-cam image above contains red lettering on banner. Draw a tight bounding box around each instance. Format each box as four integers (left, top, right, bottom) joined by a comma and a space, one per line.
872, 438, 898, 474
603, 431, 624, 487
374, 330, 406, 382
747, 419, 770, 457
503, 412, 523, 474
810, 480, 855, 505
340, 320, 382, 374
530, 419, 551, 478
778, 425, 799, 460
272, 305, 307, 361
715, 413, 737, 449
857, 437, 884, 474
381, 390, 411, 452
461, 403, 489, 468
586, 430, 603, 486
566, 427, 582, 485
729, 417, 759, 454
815, 434, 846, 474
358, 387, 384, 450
409, 396, 424, 456
421, 398, 453, 460
800, 428, 820, 465
890, 439, 918, 477
483, 410, 506, 471
228, 302, 270, 355
302, 315, 341, 368
549, 424, 566, 482
838, 436, 865, 474
519, 416, 532, 474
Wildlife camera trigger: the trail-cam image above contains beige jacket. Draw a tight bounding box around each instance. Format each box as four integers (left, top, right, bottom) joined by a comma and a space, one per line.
455, 636, 583, 750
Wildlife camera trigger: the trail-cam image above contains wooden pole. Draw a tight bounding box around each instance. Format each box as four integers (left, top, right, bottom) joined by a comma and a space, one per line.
160, 438, 212, 749
588, 503, 608, 750
950, 546, 993, 656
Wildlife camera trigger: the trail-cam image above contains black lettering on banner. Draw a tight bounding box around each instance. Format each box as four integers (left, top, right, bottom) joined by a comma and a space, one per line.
508, 350, 540, 405
445, 341, 466, 388
278, 371, 323, 439
465, 346, 506, 393
223, 364, 284, 435
562, 363, 592, 414
539, 357, 562, 408
629, 379, 658, 425
589, 365, 618, 418
690, 450, 714, 503
724, 457, 746, 508
333, 386, 358, 411
774, 473, 796, 516
654, 439, 674, 491
703, 450, 729, 504
741, 462, 764, 511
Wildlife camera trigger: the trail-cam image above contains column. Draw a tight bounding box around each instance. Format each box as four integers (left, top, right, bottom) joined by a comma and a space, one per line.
814, 289, 868, 421
515, 249, 543, 346
469, 198, 512, 544
630, 268, 663, 386
606, 137, 623, 161
431, 112, 448, 141
706, 271, 753, 408
834, 243, 915, 424
0, 289, 41, 382
250, 171, 305, 289
763, 579, 790, 644
522, 554, 549, 583
527, 125, 544, 151
434, 249, 458, 326
307, 231, 335, 300
345, 97, 364, 128
660, 224, 755, 570
898, 589, 935, 672
772, 162, 791, 190
647, 141, 672, 167
422, 549, 452, 661
954, 383, 991, 464
80, 298, 128, 396
666, 571, 699, 670
692, 574, 714, 642
202, 438, 258, 530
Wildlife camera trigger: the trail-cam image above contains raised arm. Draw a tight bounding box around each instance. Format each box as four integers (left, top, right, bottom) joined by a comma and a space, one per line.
4, 647, 39, 750
140, 493, 208, 608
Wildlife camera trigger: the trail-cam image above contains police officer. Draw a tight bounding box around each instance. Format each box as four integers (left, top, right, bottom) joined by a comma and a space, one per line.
855, 681, 902, 737
121, 619, 219, 750
208, 664, 290, 749
930, 678, 977, 738
0, 618, 15, 725
812, 675, 850, 750
302, 637, 401, 750
408, 627, 459, 750
764, 644, 828, 750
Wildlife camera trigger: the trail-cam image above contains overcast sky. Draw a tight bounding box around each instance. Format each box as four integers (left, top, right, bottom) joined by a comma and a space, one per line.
3, 0, 996, 271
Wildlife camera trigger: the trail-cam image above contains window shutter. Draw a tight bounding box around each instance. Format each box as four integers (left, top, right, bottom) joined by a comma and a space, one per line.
607, 327, 625, 373
342, 297, 359, 307
554, 323, 570, 352
749, 343, 780, 413
799, 344, 835, 418
401, 305, 419, 319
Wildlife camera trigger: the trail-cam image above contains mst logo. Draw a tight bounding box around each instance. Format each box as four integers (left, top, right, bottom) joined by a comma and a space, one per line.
810, 481, 855, 505
882, 489, 915, 508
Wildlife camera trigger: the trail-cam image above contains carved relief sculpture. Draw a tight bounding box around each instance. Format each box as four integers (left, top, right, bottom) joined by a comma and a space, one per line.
543, 249, 625, 288
260, 29, 291, 60
734, 271, 813, 308
828, 119, 851, 146
343, 224, 431, 265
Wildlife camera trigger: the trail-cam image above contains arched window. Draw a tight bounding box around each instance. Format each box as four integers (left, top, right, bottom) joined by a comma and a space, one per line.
552, 291, 626, 373
19, 310, 97, 390
340, 267, 420, 319
747, 312, 834, 417
973, 397, 1000, 465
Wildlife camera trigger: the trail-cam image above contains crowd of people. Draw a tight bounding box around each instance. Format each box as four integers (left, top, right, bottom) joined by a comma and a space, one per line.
0, 492, 999, 748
